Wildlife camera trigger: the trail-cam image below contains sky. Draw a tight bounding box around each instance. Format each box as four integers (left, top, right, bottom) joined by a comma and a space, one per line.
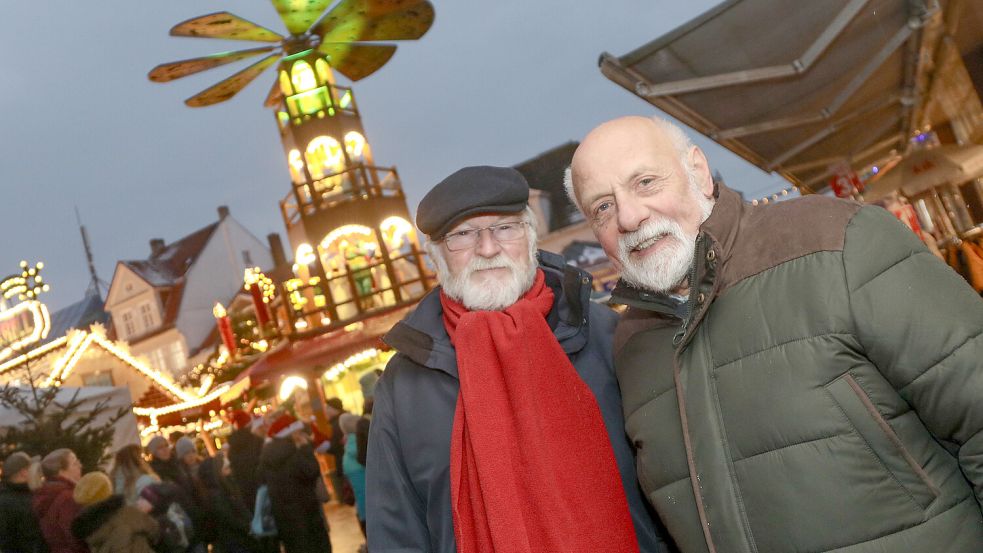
0, 1, 791, 312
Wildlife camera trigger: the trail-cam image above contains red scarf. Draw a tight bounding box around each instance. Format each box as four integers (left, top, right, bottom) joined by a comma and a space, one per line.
441, 269, 640, 553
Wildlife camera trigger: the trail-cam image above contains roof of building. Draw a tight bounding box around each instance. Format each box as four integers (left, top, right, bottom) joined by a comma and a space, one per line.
513, 141, 584, 232
122, 223, 219, 288
42, 293, 110, 346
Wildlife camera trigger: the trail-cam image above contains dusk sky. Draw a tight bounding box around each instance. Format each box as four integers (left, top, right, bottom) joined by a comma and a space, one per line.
1, 1, 790, 312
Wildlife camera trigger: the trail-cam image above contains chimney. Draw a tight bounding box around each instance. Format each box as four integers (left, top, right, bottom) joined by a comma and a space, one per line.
149, 238, 166, 257
217, 205, 230, 220
268, 233, 287, 268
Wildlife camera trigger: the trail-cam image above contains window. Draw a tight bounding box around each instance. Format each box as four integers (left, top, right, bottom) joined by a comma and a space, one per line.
81, 372, 113, 387
148, 348, 168, 373
242, 250, 253, 265
119, 310, 136, 339
167, 341, 186, 373
139, 302, 155, 329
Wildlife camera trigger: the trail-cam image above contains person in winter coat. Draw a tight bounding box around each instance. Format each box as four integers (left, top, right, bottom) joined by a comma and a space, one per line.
366, 166, 670, 553
146, 437, 183, 488
258, 414, 331, 553
197, 453, 257, 553
338, 413, 366, 536
324, 398, 347, 503
566, 115, 983, 552
354, 399, 372, 469
70, 472, 158, 553
146, 436, 205, 551
33, 449, 86, 553
224, 411, 264, 510
0, 452, 47, 553
109, 445, 160, 506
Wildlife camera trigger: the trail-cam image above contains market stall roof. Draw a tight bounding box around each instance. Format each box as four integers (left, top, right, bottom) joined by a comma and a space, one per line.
600, 0, 983, 193
230, 305, 412, 390
863, 144, 983, 200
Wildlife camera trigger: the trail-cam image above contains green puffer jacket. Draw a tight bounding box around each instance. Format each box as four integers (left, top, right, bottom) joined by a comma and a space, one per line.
613, 184, 983, 553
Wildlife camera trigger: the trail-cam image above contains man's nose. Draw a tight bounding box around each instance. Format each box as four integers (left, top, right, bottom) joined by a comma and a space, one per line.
474, 228, 502, 257
617, 198, 649, 233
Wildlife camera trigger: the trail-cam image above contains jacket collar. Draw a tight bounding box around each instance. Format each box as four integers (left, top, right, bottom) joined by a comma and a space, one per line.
383, 250, 593, 378
611, 183, 746, 340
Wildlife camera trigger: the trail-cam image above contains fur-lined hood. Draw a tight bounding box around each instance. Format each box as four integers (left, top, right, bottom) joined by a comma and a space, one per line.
71, 495, 125, 540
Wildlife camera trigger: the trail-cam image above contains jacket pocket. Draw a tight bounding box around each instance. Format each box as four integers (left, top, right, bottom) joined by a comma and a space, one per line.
826, 373, 940, 510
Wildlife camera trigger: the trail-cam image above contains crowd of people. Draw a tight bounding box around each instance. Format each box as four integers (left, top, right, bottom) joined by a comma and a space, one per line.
0, 402, 374, 553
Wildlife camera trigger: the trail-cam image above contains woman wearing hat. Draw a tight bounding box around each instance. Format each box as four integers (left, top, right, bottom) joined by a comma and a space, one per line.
70, 471, 159, 553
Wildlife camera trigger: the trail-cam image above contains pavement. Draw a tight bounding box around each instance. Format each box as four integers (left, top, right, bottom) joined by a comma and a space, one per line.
325, 502, 366, 553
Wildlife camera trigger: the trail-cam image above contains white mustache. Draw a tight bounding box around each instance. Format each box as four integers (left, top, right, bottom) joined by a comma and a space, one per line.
619, 218, 684, 253
467, 256, 512, 272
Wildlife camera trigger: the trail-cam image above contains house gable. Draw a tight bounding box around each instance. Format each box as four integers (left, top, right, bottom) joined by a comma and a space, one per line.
175, 216, 273, 355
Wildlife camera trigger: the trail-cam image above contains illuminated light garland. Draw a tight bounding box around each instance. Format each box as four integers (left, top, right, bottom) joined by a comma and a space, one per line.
243, 268, 276, 302
197, 374, 215, 396
750, 186, 797, 206
319, 224, 373, 252
322, 347, 380, 383
0, 335, 68, 376
89, 335, 193, 401
380, 216, 413, 240
44, 331, 95, 386
0, 301, 52, 364
132, 382, 231, 418
2, 262, 49, 300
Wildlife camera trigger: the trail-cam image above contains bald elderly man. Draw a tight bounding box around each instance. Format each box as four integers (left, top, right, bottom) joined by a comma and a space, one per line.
565, 115, 983, 552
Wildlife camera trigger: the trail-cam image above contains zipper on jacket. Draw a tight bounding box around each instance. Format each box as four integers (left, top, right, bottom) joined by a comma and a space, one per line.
673, 233, 704, 347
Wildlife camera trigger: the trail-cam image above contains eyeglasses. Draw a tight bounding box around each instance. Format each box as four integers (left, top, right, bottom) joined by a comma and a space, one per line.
441, 221, 528, 251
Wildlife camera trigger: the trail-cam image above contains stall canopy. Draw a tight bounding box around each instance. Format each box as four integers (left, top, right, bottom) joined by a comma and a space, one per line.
863, 144, 983, 200
600, 0, 983, 194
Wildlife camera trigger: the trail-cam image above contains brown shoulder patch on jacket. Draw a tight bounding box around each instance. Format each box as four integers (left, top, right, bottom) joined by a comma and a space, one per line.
614, 306, 674, 357
717, 195, 862, 295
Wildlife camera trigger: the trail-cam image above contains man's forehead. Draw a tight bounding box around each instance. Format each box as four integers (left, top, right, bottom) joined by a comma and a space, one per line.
575, 125, 676, 182
448, 212, 522, 231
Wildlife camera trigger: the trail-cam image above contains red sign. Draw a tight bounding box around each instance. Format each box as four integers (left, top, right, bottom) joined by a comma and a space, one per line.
829, 166, 863, 198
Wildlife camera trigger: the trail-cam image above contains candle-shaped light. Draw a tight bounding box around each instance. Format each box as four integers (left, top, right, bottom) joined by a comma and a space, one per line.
243, 268, 272, 327
213, 302, 237, 356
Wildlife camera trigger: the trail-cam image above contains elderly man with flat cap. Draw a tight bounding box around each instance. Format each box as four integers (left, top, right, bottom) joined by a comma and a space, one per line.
366, 166, 671, 553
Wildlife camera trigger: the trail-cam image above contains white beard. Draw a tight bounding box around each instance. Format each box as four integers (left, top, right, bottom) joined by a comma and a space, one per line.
436, 251, 537, 311
617, 217, 697, 293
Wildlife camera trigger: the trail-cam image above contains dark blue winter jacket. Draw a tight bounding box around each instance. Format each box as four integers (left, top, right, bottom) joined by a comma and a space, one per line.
366, 250, 670, 552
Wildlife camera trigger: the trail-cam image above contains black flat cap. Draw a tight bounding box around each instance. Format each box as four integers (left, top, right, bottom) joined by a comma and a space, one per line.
416, 166, 529, 238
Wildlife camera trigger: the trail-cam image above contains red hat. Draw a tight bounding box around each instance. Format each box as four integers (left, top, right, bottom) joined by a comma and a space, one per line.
268, 413, 305, 439
229, 410, 251, 430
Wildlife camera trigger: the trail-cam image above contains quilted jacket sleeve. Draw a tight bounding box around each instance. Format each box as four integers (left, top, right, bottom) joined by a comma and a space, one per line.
366, 362, 430, 552
843, 205, 983, 508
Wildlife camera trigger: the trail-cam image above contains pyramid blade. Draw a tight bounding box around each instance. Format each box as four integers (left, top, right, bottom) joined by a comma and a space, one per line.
311, 0, 434, 42
171, 12, 283, 42
269, 0, 334, 35
185, 53, 281, 107
149, 47, 276, 83
317, 42, 396, 81
264, 79, 284, 108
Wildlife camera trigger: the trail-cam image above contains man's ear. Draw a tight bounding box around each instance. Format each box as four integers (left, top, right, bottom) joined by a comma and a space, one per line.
689, 146, 714, 199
